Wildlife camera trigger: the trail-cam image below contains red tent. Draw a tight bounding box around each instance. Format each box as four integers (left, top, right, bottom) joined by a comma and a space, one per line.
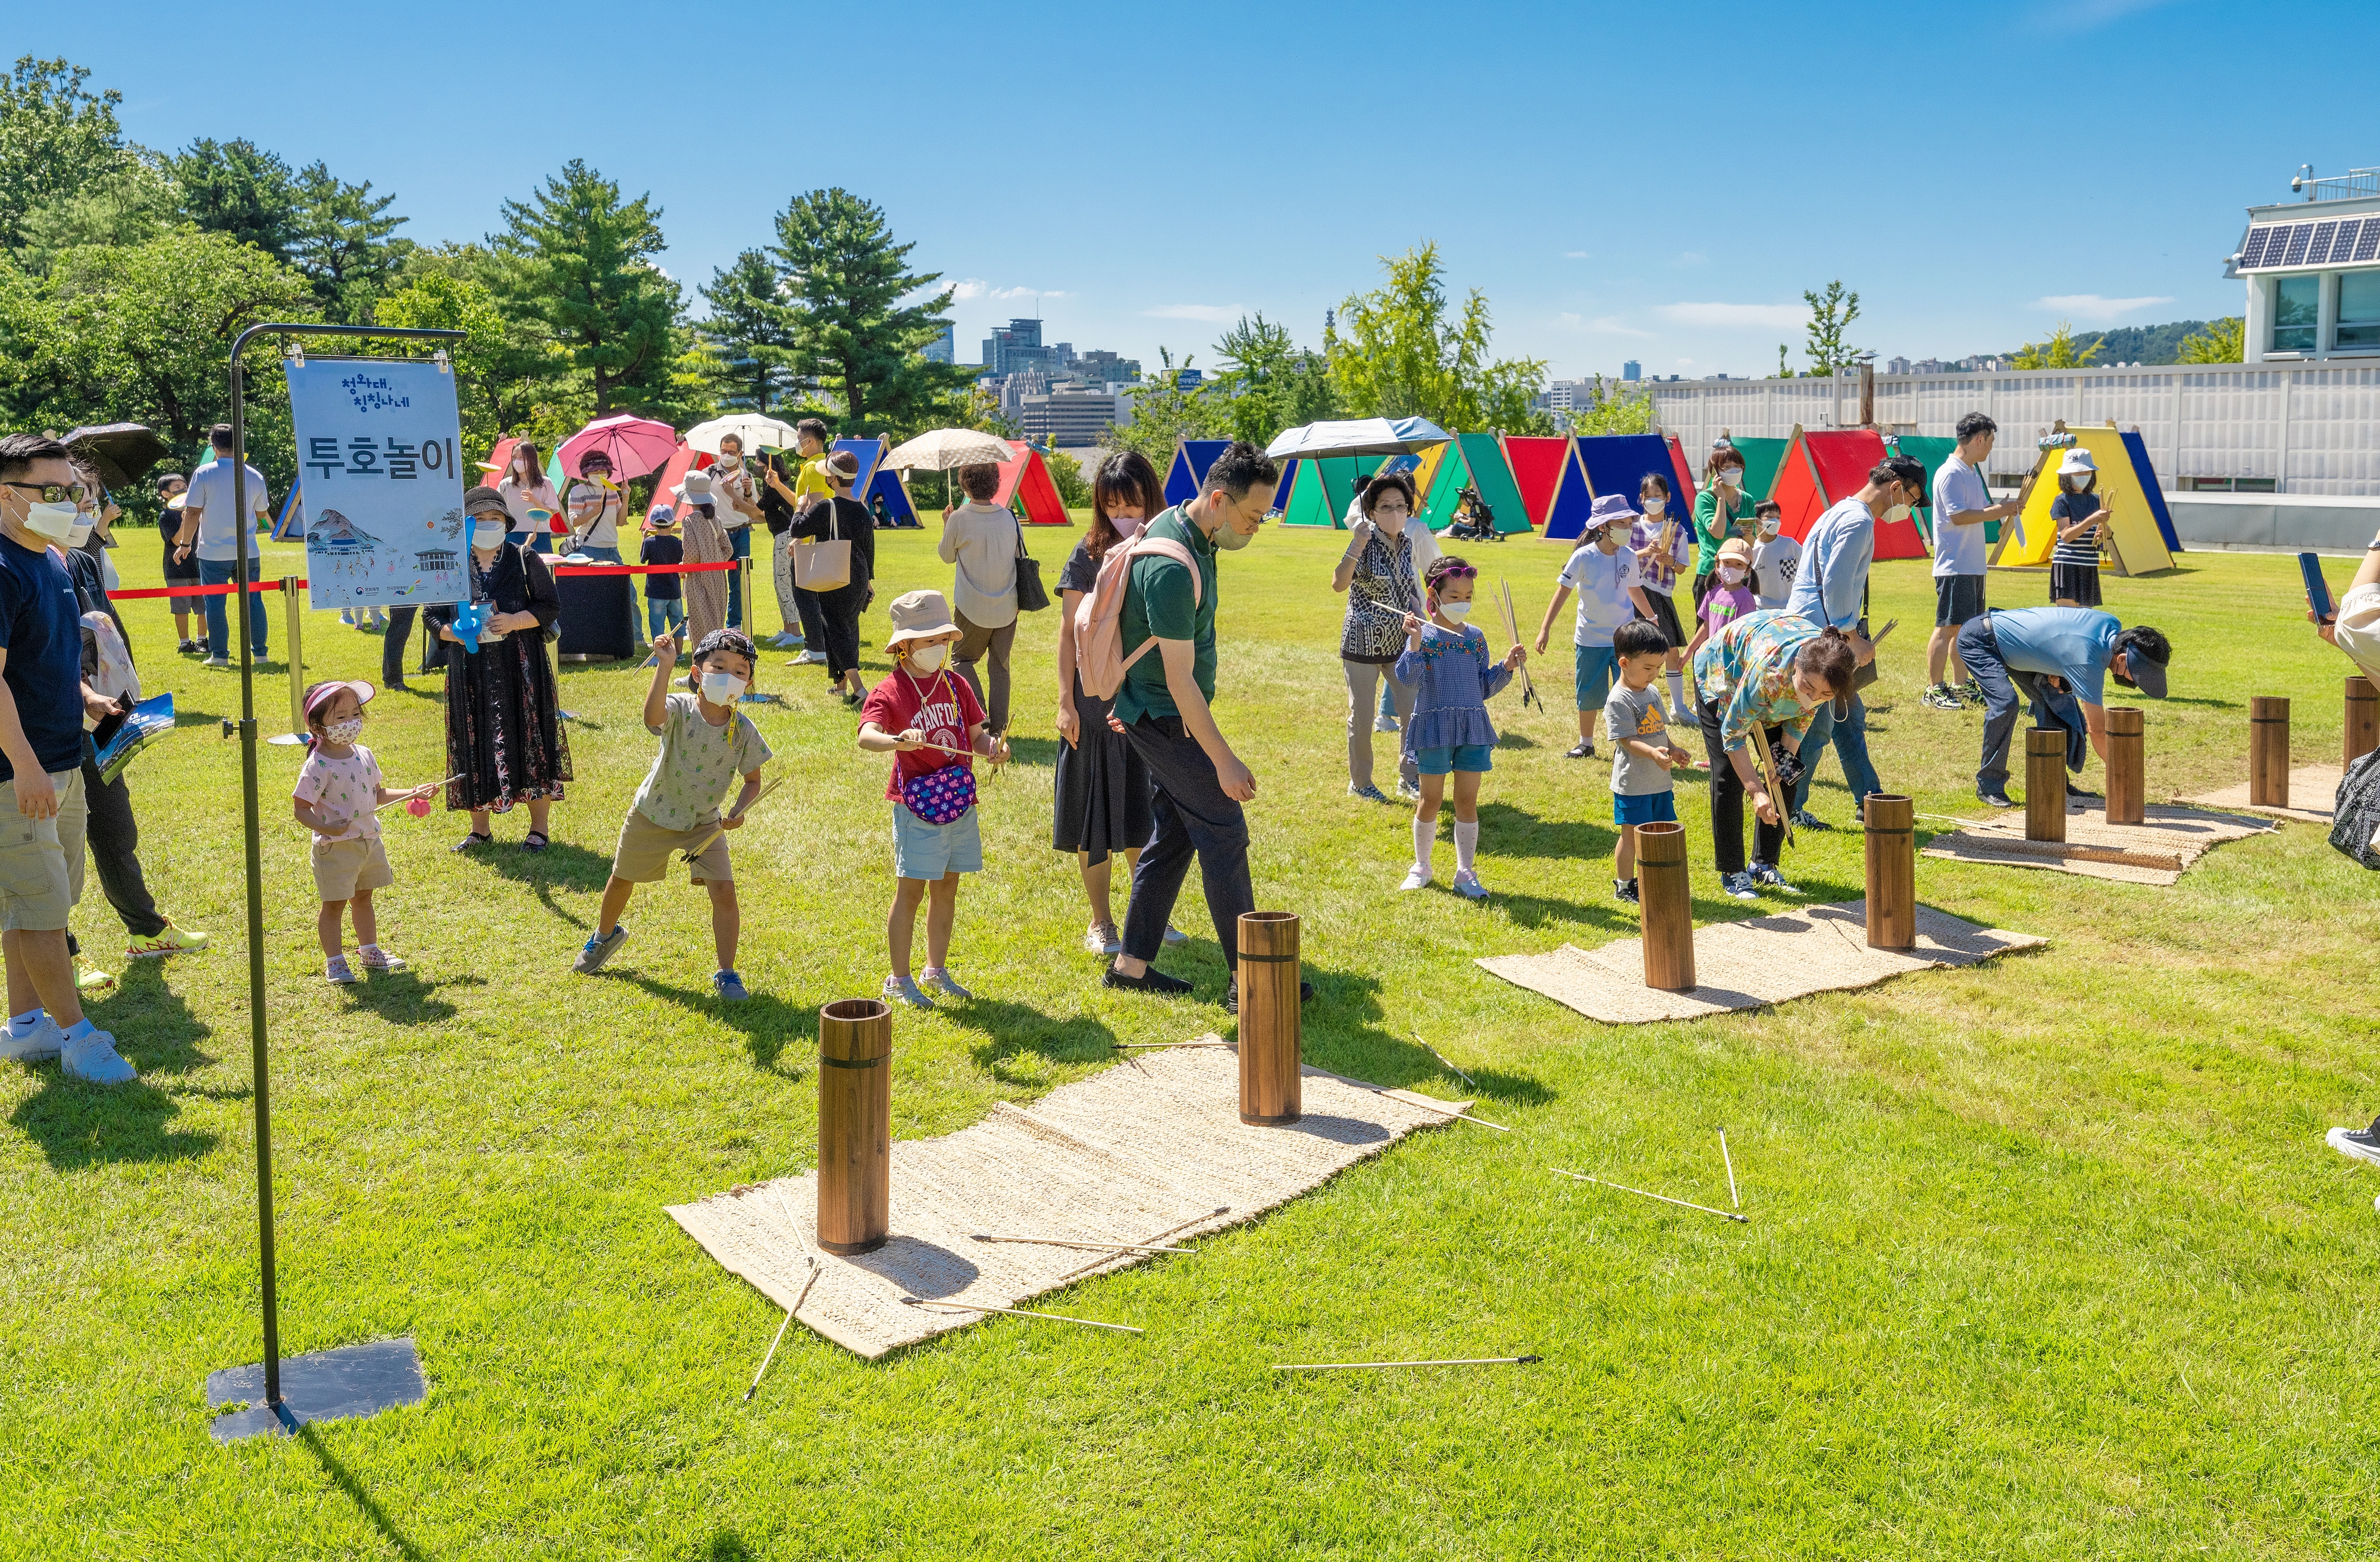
1770, 427, 1927, 561
1664, 434, 1701, 517
994, 441, 1072, 526
1502, 435, 1570, 528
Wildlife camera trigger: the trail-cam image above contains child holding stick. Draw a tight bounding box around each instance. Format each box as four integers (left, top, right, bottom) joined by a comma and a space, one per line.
1604, 620, 1693, 904
573, 629, 771, 1000
858, 590, 1010, 1008
1396, 556, 1526, 899
291, 680, 439, 985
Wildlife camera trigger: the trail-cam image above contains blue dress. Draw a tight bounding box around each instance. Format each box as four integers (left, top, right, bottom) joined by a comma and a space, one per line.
1394, 622, 1514, 758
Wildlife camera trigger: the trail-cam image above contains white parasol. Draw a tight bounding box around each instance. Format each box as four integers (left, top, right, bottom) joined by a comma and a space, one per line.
685, 414, 804, 456
884, 428, 1016, 472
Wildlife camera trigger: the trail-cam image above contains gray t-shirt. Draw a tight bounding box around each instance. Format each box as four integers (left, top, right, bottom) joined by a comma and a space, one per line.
1602, 680, 1674, 796
632, 692, 774, 830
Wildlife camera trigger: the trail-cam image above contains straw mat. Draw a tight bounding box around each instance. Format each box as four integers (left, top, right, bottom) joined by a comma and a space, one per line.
667, 1042, 1468, 1360
1476, 899, 2043, 1024
1921, 801, 2274, 886
2181, 763, 2341, 824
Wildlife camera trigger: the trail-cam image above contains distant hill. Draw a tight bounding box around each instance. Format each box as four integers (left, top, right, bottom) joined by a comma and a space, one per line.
1991, 319, 2219, 366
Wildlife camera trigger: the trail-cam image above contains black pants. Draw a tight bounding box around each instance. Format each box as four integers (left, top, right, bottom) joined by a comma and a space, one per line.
815, 582, 865, 680
82, 755, 167, 940
793, 584, 826, 650
1120, 714, 1255, 970
1696, 697, 1786, 876
383, 604, 417, 687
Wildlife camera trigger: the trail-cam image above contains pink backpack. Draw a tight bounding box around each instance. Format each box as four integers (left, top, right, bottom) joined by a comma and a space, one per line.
1072, 532, 1201, 701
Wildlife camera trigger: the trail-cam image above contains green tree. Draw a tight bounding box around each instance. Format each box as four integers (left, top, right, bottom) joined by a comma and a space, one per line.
767, 187, 973, 436
371, 271, 511, 458
11, 153, 173, 272
170, 137, 300, 260
700, 247, 798, 412
1100, 349, 1223, 471
1562, 376, 1658, 436
2011, 319, 2102, 371
488, 159, 685, 417
289, 161, 412, 324
0, 56, 132, 249
1043, 447, 1091, 508
1330, 242, 1550, 434
1802, 280, 1860, 375
1210, 312, 1336, 446
2177, 316, 2244, 365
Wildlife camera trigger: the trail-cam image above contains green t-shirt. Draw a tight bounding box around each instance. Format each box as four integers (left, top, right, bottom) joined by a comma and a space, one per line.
1113, 505, 1218, 726
1693, 487, 1753, 576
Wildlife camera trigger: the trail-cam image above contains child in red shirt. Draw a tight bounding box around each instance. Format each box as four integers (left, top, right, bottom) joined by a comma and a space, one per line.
857, 589, 1009, 1008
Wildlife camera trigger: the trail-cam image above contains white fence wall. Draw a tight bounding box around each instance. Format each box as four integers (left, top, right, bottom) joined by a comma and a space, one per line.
1644, 362, 2380, 495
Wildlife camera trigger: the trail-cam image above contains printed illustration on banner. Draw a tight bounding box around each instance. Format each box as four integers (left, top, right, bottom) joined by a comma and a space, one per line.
286, 357, 469, 611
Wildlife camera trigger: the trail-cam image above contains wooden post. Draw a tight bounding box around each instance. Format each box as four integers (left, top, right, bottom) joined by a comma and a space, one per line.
2347, 676, 2378, 768
2024, 729, 2067, 842
817, 998, 891, 1255
2249, 696, 2291, 808
1636, 821, 1696, 991
2105, 707, 2144, 824
1862, 794, 1915, 951
1236, 912, 1301, 1126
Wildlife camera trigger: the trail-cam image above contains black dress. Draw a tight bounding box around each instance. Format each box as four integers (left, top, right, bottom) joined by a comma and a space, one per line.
1051, 539, 1154, 864
425, 544, 572, 813
792, 495, 875, 680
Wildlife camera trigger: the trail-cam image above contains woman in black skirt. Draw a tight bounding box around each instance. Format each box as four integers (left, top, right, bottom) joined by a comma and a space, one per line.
426, 487, 572, 851
1053, 450, 1178, 956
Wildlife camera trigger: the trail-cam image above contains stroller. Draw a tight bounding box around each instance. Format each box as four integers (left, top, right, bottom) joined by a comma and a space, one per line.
1446, 486, 1502, 543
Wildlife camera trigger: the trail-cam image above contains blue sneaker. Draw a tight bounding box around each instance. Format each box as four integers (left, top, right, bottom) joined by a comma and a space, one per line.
1348, 782, 1391, 804
573, 923, 628, 974
712, 969, 750, 1002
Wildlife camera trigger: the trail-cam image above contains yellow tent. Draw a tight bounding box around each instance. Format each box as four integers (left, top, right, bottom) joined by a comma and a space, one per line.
1991, 422, 2174, 575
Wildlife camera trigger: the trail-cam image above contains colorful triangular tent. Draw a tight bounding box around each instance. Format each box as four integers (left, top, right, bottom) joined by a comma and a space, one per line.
835, 435, 923, 528
1884, 434, 1960, 550
1280, 460, 1339, 528
1164, 438, 1232, 507
1567, 434, 1683, 544
1541, 441, 1597, 541
1992, 424, 2173, 575
1503, 435, 1571, 527
991, 440, 1071, 527
1721, 435, 1788, 505
1770, 428, 1927, 562
1664, 435, 1701, 520
1452, 434, 1531, 535
2120, 429, 2183, 554
271, 479, 305, 540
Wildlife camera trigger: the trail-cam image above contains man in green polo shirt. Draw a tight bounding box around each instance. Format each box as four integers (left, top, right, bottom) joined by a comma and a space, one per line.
1107, 441, 1299, 1015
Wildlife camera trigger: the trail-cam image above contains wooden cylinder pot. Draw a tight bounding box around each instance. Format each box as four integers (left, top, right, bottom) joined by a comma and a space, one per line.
2347, 676, 2378, 769
2249, 696, 2291, 808
1636, 820, 1696, 992
1862, 794, 1915, 951
1236, 912, 1302, 1126
2024, 729, 2068, 842
2105, 707, 2145, 825
817, 998, 892, 1255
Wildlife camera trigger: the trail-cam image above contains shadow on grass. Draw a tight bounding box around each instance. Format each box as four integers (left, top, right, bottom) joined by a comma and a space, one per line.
300, 1425, 424, 1562
622, 976, 817, 1074
935, 997, 1119, 1075
466, 836, 613, 924
101, 956, 214, 1077
7, 1072, 218, 1169
1355, 1025, 1557, 1108
1001, 735, 1059, 768
700, 1534, 757, 1562
337, 967, 471, 1025
1486, 885, 1636, 934
1495, 731, 1542, 749
1473, 801, 1615, 861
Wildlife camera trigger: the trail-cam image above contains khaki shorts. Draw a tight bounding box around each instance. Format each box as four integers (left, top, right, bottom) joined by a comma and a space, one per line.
0, 769, 87, 933
610, 807, 732, 884
313, 836, 394, 901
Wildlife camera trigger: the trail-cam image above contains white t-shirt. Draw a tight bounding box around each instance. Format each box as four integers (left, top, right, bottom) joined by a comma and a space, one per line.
1557, 542, 1642, 648
293, 744, 384, 843
2333, 581, 2380, 685
1750, 532, 1802, 610
183, 461, 270, 562
1931, 455, 1992, 577
566, 480, 621, 550
497, 475, 561, 534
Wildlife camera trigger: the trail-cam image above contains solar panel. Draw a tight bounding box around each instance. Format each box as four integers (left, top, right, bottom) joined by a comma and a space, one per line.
2310, 221, 2340, 265
2284, 222, 2315, 266
2359, 221, 2380, 262
2329, 219, 2360, 263
2240, 225, 2276, 268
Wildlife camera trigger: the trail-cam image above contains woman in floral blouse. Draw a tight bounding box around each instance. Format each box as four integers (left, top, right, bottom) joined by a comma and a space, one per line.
1688, 609, 1857, 899
1330, 471, 1438, 802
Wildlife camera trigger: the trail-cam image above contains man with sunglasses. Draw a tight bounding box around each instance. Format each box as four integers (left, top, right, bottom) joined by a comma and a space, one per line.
0, 434, 135, 1081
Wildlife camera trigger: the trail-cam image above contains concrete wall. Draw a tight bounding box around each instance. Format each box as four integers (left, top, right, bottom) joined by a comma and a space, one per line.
2164, 491, 2380, 552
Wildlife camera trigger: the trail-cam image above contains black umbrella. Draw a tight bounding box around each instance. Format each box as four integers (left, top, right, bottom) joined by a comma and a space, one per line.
62, 423, 173, 490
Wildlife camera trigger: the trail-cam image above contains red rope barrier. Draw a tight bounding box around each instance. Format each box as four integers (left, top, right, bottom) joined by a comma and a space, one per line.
109, 581, 300, 600
551, 562, 740, 576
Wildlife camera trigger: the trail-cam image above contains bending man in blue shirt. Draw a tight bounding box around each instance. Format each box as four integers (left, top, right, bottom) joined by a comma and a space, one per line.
1954, 605, 2172, 807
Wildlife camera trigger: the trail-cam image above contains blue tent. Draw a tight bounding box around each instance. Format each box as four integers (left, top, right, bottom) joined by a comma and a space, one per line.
2120, 429, 2184, 554
835, 436, 921, 528
1164, 439, 1233, 507
1540, 443, 1598, 542
1559, 435, 1680, 542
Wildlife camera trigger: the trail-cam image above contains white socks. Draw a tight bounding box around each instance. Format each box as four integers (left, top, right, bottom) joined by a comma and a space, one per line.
1412, 817, 1436, 876
8, 1007, 42, 1038
1454, 820, 1479, 873
1667, 669, 1688, 717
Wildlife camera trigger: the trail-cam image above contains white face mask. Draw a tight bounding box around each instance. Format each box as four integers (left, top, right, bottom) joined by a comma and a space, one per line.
1371, 508, 1408, 535
907, 644, 948, 674
1643, 496, 1667, 517
700, 670, 747, 705
1883, 503, 1913, 525
716, 453, 741, 469
325, 716, 365, 744
1214, 517, 1255, 551
1438, 599, 1473, 622
68, 520, 95, 548
473, 519, 511, 548
1720, 468, 1745, 490
1718, 564, 1748, 585
1759, 515, 1781, 537
18, 500, 78, 545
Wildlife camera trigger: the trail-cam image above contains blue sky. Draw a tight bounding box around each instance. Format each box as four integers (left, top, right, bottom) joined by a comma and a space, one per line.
28, 0, 2378, 381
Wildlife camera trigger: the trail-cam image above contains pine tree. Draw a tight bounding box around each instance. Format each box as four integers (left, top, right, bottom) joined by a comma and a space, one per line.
170, 138, 301, 260
767, 188, 973, 435
488, 159, 685, 417
699, 249, 797, 412
290, 162, 412, 324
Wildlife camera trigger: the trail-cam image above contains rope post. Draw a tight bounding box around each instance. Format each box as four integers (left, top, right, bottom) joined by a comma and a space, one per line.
2105, 707, 2145, 824
1236, 912, 1302, 1125
2024, 730, 2067, 842
736, 553, 779, 703
266, 576, 308, 745
1861, 794, 1915, 951
2249, 696, 2290, 808
818, 998, 892, 1255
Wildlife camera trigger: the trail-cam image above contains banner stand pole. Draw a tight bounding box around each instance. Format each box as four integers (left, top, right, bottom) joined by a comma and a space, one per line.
267, 576, 308, 746
204, 321, 459, 1442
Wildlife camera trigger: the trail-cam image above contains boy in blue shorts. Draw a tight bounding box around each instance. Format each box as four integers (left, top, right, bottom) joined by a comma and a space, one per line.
1604, 617, 1693, 904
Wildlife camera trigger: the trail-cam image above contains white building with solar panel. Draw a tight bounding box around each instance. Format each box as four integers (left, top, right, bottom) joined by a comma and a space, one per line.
2230, 166, 2380, 363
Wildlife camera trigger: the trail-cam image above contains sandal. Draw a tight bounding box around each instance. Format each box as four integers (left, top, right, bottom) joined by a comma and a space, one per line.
452, 830, 492, 852
522, 830, 549, 852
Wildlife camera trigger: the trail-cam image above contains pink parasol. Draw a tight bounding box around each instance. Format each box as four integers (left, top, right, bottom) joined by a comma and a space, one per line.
558, 414, 679, 481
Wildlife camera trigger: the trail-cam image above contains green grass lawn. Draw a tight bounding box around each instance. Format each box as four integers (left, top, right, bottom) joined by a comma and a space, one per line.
4, 519, 2378, 1558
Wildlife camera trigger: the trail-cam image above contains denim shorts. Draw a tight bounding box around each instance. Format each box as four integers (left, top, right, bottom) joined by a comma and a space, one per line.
1574, 643, 1620, 710
1614, 790, 1678, 827
892, 801, 981, 880
1414, 743, 1494, 776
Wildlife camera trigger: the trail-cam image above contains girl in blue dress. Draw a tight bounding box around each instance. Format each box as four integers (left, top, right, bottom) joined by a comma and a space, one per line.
1394, 555, 1528, 899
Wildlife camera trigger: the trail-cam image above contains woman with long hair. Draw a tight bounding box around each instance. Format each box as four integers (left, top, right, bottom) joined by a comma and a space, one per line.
497, 440, 562, 553
1689, 611, 1857, 900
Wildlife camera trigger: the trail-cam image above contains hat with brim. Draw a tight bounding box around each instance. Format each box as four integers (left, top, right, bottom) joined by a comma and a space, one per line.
463, 484, 510, 517
885, 588, 960, 648
2058, 447, 2098, 476
1717, 537, 1754, 568
1587, 493, 1641, 529
2116, 641, 2168, 700
303, 679, 375, 720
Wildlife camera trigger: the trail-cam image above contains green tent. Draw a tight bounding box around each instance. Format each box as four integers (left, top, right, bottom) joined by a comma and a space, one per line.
1279, 460, 1338, 528
1417, 443, 1468, 531
1440, 434, 1532, 535
1726, 436, 1789, 507
1308, 454, 1394, 528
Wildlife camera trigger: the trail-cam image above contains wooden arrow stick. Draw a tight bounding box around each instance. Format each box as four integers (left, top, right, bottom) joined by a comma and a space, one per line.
1497, 578, 1542, 713
901, 1296, 1142, 1334
1274, 1354, 1542, 1372
1549, 1165, 1749, 1223
1719, 1130, 1740, 1209
680, 776, 786, 864
1413, 1031, 1476, 1089
743, 1257, 820, 1403
970, 1233, 1195, 1256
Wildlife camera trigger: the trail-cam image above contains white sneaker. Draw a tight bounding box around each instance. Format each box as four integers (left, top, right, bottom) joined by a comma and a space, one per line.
793, 650, 826, 666
327, 956, 359, 986
60, 1028, 136, 1083
1451, 869, 1488, 901
920, 966, 973, 1000
1084, 921, 1122, 955
1373, 713, 1399, 733
882, 973, 934, 1009
202, 655, 231, 669
0, 1013, 64, 1062
1399, 865, 1432, 891
1162, 925, 1189, 946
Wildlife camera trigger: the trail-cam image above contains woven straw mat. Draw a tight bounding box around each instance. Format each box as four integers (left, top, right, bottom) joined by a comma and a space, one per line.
2182, 764, 2340, 824
1922, 801, 2275, 886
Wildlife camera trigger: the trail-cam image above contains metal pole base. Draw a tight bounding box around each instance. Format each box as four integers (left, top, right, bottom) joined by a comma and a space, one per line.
208, 1337, 425, 1444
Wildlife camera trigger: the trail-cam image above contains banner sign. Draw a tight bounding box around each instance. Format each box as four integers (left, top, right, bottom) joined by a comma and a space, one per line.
286, 359, 469, 610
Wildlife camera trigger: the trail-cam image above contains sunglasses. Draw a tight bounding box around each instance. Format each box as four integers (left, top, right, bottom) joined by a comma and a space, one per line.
1435, 565, 1479, 580
4, 482, 89, 504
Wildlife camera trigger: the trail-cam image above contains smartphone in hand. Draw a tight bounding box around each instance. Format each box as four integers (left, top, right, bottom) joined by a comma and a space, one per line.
2301, 552, 2337, 623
